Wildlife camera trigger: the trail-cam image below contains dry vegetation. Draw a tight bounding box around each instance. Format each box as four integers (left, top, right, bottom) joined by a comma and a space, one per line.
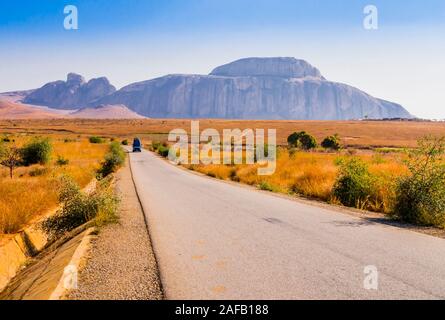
0, 135, 108, 234
184, 148, 407, 214
2, 119, 445, 234
2, 119, 445, 148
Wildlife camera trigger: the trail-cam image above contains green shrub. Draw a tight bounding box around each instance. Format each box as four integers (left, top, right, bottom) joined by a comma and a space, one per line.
259, 181, 277, 192
393, 137, 445, 227
321, 135, 341, 151
42, 176, 119, 238
56, 155, 70, 166
287, 132, 304, 146
121, 139, 129, 146
157, 145, 170, 158
287, 131, 317, 150
98, 142, 126, 178
333, 158, 375, 208
299, 133, 317, 150
21, 138, 52, 166
151, 141, 162, 151
89, 136, 104, 144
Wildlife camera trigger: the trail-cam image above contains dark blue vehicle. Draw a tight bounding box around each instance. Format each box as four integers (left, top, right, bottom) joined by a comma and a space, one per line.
132, 138, 142, 152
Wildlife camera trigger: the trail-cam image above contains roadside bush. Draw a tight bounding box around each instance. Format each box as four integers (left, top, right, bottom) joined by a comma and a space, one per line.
333, 158, 375, 208
321, 135, 341, 151
89, 136, 104, 144
42, 176, 119, 238
157, 145, 170, 158
393, 137, 445, 227
259, 181, 278, 192
21, 137, 52, 166
98, 142, 126, 178
151, 141, 166, 152
121, 139, 129, 146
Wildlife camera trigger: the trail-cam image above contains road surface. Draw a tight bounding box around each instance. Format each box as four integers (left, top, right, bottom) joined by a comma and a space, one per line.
129, 150, 445, 300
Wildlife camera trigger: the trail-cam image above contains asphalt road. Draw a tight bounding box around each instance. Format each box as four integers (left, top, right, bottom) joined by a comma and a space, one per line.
129, 150, 445, 300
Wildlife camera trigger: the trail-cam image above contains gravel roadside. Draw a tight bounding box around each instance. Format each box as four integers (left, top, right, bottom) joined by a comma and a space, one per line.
67, 157, 163, 300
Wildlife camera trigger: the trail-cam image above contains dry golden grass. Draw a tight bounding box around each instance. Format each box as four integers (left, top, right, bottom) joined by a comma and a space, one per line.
2, 119, 445, 148
0, 118, 442, 233
186, 148, 409, 214
0, 135, 108, 234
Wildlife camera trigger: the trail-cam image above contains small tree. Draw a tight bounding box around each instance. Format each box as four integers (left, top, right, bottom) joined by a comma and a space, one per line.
0, 145, 22, 178
287, 132, 304, 147
322, 134, 341, 151
287, 131, 317, 150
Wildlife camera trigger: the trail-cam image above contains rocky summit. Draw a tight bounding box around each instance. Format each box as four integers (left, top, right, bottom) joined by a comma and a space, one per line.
23, 73, 116, 109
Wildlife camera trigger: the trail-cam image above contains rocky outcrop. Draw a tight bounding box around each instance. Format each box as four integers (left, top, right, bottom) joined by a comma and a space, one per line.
94, 57, 411, 120
23, 73, 116, 109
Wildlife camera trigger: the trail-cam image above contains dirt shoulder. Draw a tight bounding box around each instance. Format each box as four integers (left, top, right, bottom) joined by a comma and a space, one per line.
67, 157, 163, 300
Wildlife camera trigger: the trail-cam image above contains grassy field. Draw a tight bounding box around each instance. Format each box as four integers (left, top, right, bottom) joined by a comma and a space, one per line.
1, 119, 445, 233
2, 119, 445, 148
184, 148, 407, 214
0, 135, 108, 234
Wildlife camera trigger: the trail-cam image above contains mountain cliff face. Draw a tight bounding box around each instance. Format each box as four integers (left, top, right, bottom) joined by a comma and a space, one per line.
24, 73, 116, 109
94, 58, 411, 120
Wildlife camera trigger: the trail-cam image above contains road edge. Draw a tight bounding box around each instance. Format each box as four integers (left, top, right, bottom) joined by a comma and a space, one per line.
127, 153, 166, 298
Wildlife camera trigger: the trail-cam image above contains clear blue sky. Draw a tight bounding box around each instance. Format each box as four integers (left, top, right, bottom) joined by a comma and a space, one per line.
1, 0, 445, 118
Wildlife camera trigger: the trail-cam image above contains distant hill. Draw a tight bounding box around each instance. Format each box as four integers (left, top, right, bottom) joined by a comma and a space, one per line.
13, 57, 413, 120
69, 104, 145, 119
94, 57, 412, 120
